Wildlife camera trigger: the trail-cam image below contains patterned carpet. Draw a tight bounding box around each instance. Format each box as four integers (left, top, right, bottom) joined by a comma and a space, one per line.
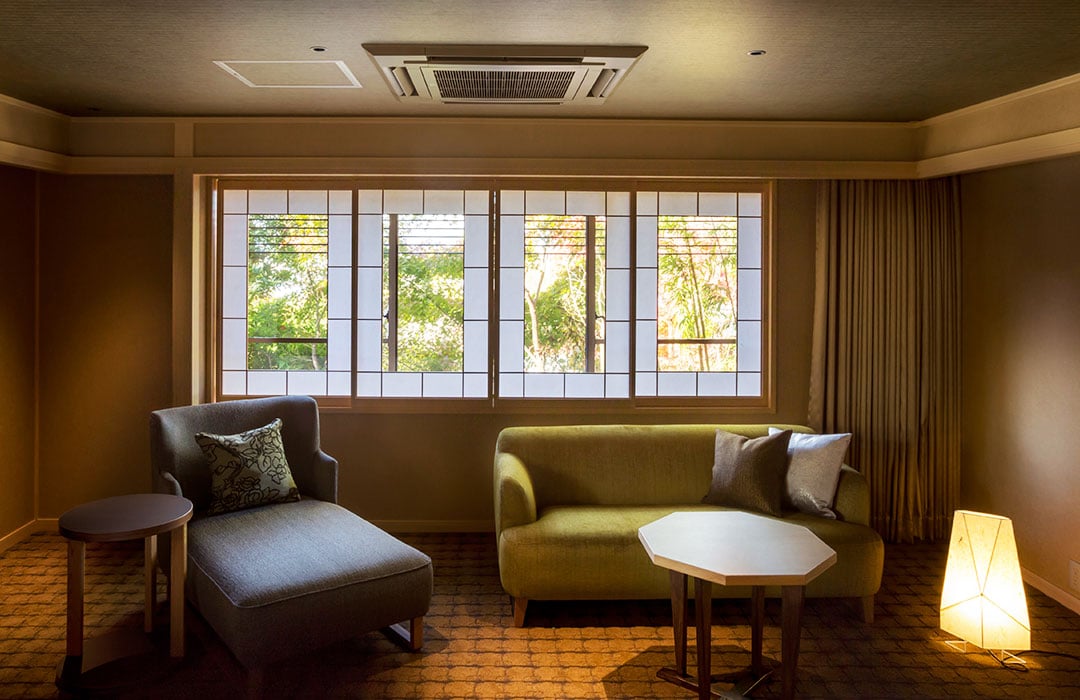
1, 531, 1078, 699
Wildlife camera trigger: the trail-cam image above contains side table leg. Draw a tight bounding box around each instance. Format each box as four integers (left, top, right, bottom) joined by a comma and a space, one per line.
66, 540, 85, 658
750, 585, 765, 674
669, 570, 688, 675
144, 534, 157, 633
169, 524, 186, 658
695, 578, 712, 700
780, 585, 806, 700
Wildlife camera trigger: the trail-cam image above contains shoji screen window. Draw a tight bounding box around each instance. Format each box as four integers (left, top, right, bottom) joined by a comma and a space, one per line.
635, 191, 764, 397
355, 190, 489, 398
498, 190, 631, 398
220, 189, 353, 397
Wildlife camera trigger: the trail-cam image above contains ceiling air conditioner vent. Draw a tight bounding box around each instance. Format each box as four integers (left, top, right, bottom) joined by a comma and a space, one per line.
364, 44, 646, 104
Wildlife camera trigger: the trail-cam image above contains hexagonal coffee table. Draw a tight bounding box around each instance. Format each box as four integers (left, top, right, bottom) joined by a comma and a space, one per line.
639, 511, 836, 700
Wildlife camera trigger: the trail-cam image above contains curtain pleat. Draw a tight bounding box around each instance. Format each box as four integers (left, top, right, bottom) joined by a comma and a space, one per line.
810, 179, 961, 542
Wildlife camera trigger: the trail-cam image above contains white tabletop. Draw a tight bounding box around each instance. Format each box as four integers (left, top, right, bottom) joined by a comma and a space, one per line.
638, 511, 836, 587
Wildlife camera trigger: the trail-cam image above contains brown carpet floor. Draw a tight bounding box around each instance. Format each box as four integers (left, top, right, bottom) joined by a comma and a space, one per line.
1, 531, 1078, 699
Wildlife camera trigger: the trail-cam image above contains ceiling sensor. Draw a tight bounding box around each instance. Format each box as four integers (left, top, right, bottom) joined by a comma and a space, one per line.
363, 43, 647, 104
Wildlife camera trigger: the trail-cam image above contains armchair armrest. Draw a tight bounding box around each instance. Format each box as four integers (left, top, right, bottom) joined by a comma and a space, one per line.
833, 464, 870, 525
494, 452, 537, 538
155, 470, 184, 498
304, 450, 339, 504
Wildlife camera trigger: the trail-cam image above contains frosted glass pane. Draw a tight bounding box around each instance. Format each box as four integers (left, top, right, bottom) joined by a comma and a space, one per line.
221, 267, 247, 319
738, 269, 761, 321
499, 216, 524, 268
423, 373, 463, 397
222, 319, 247, 370
327, 319, 350, 370
636, 217, 658, 267
607, 191, 630, 216
327, 371, 351, 396
698, 372, 737, 397
248, 371, 286, 395
289, 190, 327, 214
356, 320, 382, 371
635, 372, 657, 396
499, 268, 524, 320
499, 320, 524, 372
636, 321, 657, 371
222, 190, 247, 214
424, 190, 463, 214
499, 373, 523, 397
699, 192, 738, 216
739, 192, 762, 216
329, 190, 352, 214
328, 267, 351, 319
223, 215, 247, 266
566, 191, 604, 215
463, 373, 488, 397
357, 190, 382, 214
525, 373, 564, 398
606, 269, 630, 321
221, 371, 246, 396
737, 320, 762, 372
357, 215, 383, 267
356, 373, 381, 397
636, 268, 657, 318
464, 268, 488, 320
606, 373, 629, 398
287, 371, 326, 396
356, 267, 382, 319
526, 190, 564, 214
465, 190, 489, 214
738, 217, 762, 268
464, 216, 489, 268
500, 190, 524, 215
738, 372, 761, 397
637, 191, 658, 215
248, 190, 287, 214
658, 372, 697, 396
328, 215, 352, 267
383, 373, 423, 397
464, 320, 488, 373
384, 189, 423, 214
659, 192, 697, 216
605, 321, 629, 372
564, 373, 604, 398
606, 216, 629, 268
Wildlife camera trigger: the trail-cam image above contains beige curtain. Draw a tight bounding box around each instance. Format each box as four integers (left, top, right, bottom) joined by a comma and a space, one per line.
809, 179, 961, 542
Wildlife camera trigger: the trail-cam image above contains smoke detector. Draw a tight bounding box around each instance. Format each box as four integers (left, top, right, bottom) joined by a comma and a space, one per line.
363, 43, 646, 104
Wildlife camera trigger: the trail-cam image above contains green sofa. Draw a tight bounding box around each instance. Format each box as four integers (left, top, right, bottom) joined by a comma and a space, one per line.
494, 424, 884, 626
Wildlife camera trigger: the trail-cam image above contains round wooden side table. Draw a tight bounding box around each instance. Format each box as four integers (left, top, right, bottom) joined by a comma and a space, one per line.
56, 493, 193, 693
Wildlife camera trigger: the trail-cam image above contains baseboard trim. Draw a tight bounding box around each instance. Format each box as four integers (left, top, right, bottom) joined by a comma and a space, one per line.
0, 519, 52, 555
1023, 566, 1080, 616
369, 519, 493, 534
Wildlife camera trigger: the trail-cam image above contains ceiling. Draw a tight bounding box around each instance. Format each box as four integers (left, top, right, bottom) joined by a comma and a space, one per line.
2, 0, 1080, 121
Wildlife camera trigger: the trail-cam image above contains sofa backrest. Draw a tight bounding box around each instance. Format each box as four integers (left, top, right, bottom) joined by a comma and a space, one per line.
496, 423, 813, 509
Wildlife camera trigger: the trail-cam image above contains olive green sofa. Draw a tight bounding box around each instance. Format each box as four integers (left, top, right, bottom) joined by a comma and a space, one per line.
494, 424, 884, 626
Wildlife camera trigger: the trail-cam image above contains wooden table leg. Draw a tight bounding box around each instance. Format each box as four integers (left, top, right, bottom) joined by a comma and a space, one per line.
66, 540, 85, 658
144, 535, 157, 633
780, 585, 806, 700
750, 585, 765, 674
669, 570, 688, 675
169, 524, 186, 658
695, 578, 712, 700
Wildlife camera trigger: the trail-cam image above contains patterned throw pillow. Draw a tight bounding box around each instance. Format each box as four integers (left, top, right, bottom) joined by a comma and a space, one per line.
195, 418, 300, 515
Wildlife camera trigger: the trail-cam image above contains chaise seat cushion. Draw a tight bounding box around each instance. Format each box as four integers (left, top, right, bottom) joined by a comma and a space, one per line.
186, 498, 432, 667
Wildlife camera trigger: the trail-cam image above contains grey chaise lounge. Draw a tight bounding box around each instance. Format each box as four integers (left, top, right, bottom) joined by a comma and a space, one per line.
149, 395, 432, 670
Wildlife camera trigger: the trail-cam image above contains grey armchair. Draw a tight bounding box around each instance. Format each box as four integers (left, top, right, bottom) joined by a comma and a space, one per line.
149, 395, 432, 670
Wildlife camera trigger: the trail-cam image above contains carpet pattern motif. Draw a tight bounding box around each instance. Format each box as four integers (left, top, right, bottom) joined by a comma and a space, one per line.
1, 532, 1078, 698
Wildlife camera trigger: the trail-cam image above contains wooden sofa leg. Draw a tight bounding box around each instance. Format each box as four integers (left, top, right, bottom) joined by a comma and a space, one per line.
512, 597, 528, 627
860, 595, 874, 624
386, 616, 424, 651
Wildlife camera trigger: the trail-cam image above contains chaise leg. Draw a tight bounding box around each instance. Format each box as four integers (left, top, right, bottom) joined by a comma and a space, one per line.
860, 595, 874, 624
512, 597, 528, 627
385, 616, 425, 651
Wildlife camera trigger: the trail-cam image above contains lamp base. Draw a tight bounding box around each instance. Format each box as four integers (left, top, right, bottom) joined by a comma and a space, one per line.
944, 639, 1027, 665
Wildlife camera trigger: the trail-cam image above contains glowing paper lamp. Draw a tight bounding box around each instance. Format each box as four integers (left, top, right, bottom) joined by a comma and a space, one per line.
940, 510, 1030, 658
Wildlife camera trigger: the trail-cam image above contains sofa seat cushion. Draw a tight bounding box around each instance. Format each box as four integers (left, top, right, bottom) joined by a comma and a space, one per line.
186, 499, 432, 667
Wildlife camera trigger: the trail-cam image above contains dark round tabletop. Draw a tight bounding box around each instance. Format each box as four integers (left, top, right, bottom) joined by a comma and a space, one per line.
58, 494, 193, 543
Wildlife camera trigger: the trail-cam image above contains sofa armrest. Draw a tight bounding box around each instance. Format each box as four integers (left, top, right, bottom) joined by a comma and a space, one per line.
155, 470, 184, 497
833, 464, 870, 525
494, 452, 537, 538
304, 450, 339, 504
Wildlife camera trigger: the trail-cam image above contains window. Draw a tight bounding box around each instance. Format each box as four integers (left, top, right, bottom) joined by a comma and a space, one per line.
215, 181, 769, 406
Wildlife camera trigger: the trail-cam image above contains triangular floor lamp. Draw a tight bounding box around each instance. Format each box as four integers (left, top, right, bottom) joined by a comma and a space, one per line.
940, 510, 1030, 662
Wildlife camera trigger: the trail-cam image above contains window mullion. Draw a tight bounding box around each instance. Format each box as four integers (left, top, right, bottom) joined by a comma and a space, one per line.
585, 215, 597, 374
387, 213, 399, 373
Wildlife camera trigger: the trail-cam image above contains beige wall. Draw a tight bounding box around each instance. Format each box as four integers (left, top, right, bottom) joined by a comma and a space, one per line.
961, 154, 1080, 599
0, 165, 37, 540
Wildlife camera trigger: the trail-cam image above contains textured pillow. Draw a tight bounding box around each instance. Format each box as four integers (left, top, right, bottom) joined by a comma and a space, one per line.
702, 429, 792, 516
769, 428, 852, 519
195, 418, 300, 515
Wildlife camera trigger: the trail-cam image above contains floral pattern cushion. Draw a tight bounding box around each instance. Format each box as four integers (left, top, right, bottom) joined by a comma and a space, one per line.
195, 418, 300, 515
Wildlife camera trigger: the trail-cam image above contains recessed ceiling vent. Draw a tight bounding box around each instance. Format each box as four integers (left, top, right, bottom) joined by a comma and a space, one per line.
363, 44, 646, 104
